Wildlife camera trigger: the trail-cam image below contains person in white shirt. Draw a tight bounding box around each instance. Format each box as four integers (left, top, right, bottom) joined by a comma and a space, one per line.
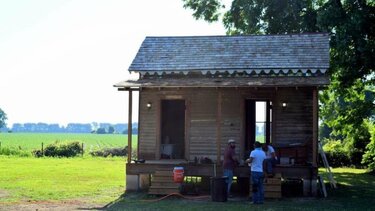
263, 143, 277, 176
246, 141, 267, 204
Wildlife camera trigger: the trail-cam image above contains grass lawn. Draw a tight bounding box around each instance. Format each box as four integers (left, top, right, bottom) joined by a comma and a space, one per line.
1, 157, 374, 210
0, 156, 125, 204
105, 168, 375, 211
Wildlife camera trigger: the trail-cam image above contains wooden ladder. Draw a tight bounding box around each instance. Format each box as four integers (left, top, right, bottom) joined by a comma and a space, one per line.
318, 141, 337, 190
148, 168, 180, 195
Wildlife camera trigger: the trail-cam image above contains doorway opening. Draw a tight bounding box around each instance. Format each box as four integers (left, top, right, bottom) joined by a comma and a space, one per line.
160, 100, 185, 159
245, 100, 272, 154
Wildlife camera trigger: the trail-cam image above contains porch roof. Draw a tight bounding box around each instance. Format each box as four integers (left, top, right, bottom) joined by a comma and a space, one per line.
129, 33, 330, 75
114, 76, 330, 89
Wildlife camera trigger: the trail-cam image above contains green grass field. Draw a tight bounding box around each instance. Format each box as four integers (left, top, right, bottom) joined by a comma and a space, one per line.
0, 156, 125, 204
0, 133, 138, 152
2, 158, 373, 210
1, 133, 374, 210
105, 168, 375, 210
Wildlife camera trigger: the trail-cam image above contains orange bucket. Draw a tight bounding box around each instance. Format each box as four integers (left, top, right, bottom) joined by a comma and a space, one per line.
173, 167, 184, 183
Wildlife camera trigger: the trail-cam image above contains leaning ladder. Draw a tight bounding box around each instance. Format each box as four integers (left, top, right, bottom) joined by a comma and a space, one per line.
318, 141, 337, 189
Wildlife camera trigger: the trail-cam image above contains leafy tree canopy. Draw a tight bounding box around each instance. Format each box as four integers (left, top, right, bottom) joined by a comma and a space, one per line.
183, 0, 375, 165
0, 108, 7, 130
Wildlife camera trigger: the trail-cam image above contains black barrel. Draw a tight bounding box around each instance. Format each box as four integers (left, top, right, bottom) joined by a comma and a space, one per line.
210, 176, 228, 202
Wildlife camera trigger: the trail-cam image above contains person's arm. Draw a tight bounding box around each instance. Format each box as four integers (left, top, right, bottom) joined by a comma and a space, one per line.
271, 152, 276, 159
231, 153, 239, 162
269, 146, 277, 159
245, 157, 253, 164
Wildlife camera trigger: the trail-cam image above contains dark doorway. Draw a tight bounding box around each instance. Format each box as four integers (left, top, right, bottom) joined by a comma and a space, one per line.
161, 100, 185, 159
245, 100, 272, 156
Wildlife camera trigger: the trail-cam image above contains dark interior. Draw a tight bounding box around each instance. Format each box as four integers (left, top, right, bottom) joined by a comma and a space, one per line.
161, 100, 185, 159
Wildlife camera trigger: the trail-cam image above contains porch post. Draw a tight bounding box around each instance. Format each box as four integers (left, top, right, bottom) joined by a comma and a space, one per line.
127, 90, 133, 163
312, 88, 318, 167
216, 90, 222, 163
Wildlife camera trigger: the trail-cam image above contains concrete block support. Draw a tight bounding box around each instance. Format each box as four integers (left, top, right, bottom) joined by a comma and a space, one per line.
126, 175, 139, 191
126, 174, 151, 191
303, 179, 317, 196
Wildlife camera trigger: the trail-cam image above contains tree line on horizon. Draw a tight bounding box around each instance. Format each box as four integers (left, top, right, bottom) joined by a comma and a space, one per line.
0, 120, 138, 134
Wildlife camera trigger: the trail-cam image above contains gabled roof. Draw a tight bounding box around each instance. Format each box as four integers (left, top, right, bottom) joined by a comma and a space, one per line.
129, 33, 330, 75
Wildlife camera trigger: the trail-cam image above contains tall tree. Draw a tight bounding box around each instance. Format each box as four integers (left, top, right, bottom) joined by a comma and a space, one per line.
183, 0, 375, 164
0, 108, 7, 130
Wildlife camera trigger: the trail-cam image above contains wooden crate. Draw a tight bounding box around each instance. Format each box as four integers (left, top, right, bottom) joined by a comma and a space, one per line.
249, 177, 282, 199
148, 169, 180, 195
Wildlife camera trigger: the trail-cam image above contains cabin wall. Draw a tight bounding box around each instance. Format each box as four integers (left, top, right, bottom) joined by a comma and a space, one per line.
273, 88, 314, 162
220, 90, 242, 160
138, 90, 159, 159
138, 87, 314, 162
189, 89, 218, 160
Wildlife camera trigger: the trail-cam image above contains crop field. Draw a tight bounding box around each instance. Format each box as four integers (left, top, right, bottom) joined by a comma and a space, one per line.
0, 133, 138, 151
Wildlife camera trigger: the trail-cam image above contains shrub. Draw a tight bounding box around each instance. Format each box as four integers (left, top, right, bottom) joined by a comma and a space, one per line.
43, 141, 82, 157
32, 149, 43, 157
322, 140, 351, 167
0, 146, 31, 157
90, 146, 127, 157
362, 122, 375, 172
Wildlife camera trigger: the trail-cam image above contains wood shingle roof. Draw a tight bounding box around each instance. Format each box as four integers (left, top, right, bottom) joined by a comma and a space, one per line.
129, 33, 330, 75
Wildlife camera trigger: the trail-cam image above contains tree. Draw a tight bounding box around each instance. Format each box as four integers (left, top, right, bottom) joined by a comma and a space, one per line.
96, 127, 107, 134
0, 108, 7, 130
108, 126, 115, 134
183, 0, 375, 165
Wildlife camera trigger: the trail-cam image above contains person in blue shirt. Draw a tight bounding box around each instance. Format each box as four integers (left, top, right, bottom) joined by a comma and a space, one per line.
246, 141, 267, 204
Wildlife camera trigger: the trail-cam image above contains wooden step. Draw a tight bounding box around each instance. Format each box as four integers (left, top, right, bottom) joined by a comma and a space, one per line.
265, 192, 282, 198
265, 178, 282, 185
150, 185, 180, 189
154, 170, 174, 176
148, 170, 181, 195
264, 185, 281, 192
249, 177, 282, 198
151, 176, 174, 182
150, 182, 180, 187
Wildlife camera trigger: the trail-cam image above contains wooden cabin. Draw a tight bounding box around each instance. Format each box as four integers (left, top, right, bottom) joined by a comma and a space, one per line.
115, 33, 330, 196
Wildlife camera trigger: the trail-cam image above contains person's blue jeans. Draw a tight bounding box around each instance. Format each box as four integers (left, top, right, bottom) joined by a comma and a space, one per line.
223, 169, 233, 196
251, 171, 264, 204
266, 158, 277, 174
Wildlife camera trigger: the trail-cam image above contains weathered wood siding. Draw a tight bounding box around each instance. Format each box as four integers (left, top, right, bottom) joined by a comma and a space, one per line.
273, 88, 314, 162
189, 89, 217, 160
138, 87, 314, 162
138, 90, 159, 159
220, 90, 241, 160
273, 88, 313, 144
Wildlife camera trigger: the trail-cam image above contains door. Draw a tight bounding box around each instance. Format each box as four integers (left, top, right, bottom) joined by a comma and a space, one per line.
160, 100, 185, 159
245, 99, 272, 155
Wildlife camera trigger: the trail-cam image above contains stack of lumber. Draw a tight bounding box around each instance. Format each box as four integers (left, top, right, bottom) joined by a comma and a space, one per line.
148, 169, 180, 195
250, 173, 282, 199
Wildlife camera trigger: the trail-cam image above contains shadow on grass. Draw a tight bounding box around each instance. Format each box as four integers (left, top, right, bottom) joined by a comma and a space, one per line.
323, 170, 375, 202
86, 170, 375, 211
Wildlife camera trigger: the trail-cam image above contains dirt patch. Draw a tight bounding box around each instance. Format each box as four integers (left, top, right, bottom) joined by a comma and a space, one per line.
0, 190, 9, 198
0, 200, 105, 211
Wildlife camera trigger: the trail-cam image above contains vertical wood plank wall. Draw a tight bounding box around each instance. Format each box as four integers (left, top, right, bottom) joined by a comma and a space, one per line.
138, 87, 314, 163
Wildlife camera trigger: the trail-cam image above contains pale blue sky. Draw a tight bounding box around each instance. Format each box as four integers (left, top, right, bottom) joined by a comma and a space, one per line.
0, 0, 227, 126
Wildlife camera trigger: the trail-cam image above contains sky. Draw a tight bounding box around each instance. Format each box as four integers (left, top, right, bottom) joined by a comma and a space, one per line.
0, 0, 228, 127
